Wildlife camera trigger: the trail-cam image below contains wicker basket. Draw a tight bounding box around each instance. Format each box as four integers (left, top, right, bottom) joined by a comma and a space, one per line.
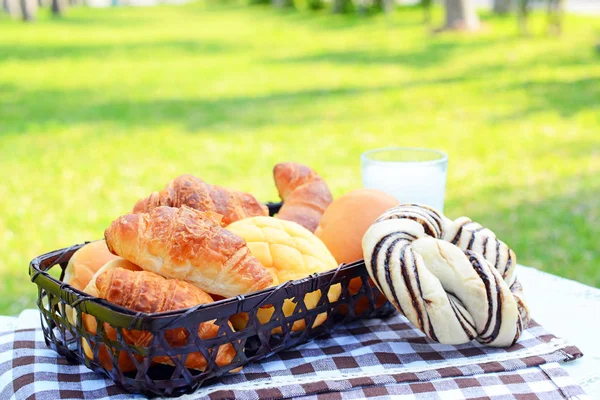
29, 202, 395, 397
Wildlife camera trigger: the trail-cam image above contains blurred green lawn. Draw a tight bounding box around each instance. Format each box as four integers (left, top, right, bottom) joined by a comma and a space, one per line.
0, 2, 599, 316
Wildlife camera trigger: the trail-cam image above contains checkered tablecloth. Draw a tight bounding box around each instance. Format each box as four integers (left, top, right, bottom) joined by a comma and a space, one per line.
0, 308, 587, 400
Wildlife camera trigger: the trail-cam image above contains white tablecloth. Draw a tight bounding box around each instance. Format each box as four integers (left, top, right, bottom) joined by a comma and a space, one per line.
3, 265, 599, 397
518, 266, 600, 397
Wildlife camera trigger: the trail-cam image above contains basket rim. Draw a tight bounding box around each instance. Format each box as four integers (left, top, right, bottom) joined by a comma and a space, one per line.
30, 242, 366, 330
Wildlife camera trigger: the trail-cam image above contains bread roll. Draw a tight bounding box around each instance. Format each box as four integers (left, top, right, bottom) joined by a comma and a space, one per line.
363, 204, 530, 347
64, 240, 121, 291
226, 216, 340, 331
315, 189, 399, 264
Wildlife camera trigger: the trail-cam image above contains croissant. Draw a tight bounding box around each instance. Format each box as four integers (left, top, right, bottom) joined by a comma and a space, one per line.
80, 258, 144, 372
93, 267, 236, 372
273, 162, 332, 233
362, 204, 530, 347
133, 174, 268, 226
104, 206, 273, 298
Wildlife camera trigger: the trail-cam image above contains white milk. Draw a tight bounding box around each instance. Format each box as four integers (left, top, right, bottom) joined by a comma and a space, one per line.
362, 161, 447, 213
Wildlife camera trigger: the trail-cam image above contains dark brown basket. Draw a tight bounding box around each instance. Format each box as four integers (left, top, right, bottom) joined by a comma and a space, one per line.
29, 202, 395, 397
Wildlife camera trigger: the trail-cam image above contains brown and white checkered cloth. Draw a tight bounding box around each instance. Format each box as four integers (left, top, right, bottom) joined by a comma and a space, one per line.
0, 310, 587, 400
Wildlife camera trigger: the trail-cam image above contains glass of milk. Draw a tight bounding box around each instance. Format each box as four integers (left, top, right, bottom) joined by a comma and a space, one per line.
361, 147, 448, 213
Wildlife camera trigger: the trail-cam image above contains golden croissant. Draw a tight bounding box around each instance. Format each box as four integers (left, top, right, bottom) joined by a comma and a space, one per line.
90, 267, 237, 371
104, 206, 273, 298
273, 162, 332, 233
133, 174, 268, 226
80, 258, 144, 372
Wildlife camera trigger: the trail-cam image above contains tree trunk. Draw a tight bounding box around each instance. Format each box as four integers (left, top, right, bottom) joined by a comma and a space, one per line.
20, 0, 37, 20
332, 0, 350, 13
421, 0, 432, 24
4, 0, 22, 18
307, 0, 324, 10
517, 0, 529, 35
547, 0, 565, 35
272, 0, 293, 8
382, 0, 394, 13
371, 0, 394, 13
492, 0, 510, 14
371, 0, 393, 13
443, 0, 480, 30
51, 0, 65, 14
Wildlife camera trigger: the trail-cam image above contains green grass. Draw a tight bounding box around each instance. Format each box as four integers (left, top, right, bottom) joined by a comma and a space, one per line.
1, 2, 599, 316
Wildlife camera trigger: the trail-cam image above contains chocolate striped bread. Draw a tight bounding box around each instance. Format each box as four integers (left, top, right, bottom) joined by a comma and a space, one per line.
362, 204, 530, 347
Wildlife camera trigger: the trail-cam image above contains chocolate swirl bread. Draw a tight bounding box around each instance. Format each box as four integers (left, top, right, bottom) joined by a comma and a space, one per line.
363, 205, 529, 347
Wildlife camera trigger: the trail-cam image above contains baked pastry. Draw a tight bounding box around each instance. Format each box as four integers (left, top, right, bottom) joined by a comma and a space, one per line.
133, 174, 268, 226
362, 204, 530, 347
273, 162, 332, 232
315, 188, 399, 264
80, 258, 143, 372
82, 263, 236, 372
104, 206, 273, 298
314, 189, 398, 315
95, 267, 236, 371
64, 240, 121, 291
226, 216, 340, 331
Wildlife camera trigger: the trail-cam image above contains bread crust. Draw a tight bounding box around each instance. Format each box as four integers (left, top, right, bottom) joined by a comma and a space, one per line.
94, 267, 236, 371
104, 206, 273, 298
273, 163, 332, 232
133, 174, 268, 226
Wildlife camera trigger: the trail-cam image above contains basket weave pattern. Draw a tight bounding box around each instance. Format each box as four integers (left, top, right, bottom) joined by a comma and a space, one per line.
29, 205, 394, 396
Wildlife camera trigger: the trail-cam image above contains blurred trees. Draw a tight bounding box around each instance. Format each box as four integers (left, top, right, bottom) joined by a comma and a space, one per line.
443, 0, 480, 30
546, 0, 566, 34
0, 0, 569, 36
51, 0, 65, 14
517, 0, 529, 33
272, 0, 293, 7
3, 0, 21, 17
374, 0, 395, 13
421, 0, 432, 24
332, 0, 352, 13
493, 0, 511, 14
518, 0, 566, 35
20, 0, 37, 20
2, 0, 64, 20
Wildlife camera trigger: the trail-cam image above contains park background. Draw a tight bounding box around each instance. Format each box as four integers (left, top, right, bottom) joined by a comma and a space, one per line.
0, 0, 598, 316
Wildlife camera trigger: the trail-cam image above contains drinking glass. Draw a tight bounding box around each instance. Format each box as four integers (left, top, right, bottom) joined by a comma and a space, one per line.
361, 147, 448, 213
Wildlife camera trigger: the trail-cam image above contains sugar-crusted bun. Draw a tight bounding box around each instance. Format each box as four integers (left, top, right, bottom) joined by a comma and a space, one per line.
226, 216, 339, 331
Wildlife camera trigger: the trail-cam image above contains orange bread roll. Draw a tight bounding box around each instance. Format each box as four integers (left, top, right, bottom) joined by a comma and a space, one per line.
65, 240, 121, 291
315, 189, 399, 264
